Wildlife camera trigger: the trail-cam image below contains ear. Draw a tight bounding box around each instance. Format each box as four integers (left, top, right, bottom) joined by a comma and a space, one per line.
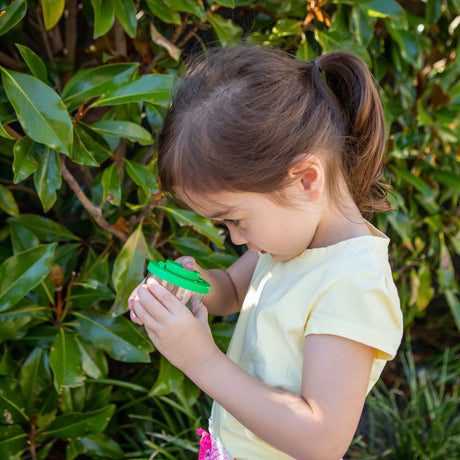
288, 155, 325, 198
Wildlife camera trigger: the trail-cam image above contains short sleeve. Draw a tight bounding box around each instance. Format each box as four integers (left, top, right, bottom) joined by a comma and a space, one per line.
305, 268, 403, 360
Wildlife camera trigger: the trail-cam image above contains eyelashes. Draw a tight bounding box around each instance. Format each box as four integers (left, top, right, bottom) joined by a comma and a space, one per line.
223, 219, 240, 227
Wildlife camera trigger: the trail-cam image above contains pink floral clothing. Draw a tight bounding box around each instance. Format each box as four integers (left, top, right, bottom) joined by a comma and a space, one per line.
197, 428, 231, 460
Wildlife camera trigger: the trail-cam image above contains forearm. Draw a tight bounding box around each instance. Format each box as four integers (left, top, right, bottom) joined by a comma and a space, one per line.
185, 348, 349, 460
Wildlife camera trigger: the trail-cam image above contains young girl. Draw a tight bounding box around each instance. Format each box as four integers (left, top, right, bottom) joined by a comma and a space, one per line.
128, 45, 403, 460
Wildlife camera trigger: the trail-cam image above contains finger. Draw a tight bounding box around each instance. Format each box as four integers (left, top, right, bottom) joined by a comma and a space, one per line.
176, 256, 196, 271
133, 299, 161, 331
144, 277, 186, 315
130, 309, 144, 325
128, 280, 144, 310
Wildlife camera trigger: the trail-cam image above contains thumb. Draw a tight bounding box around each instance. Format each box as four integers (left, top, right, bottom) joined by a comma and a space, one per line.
178, 256, 196, 271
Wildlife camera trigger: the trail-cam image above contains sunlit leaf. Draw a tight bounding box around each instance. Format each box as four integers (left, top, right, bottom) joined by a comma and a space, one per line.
90, 120, 153, 145
1, 68, 73, 154
16, 44, 48, 83
112, 0, 137, 37
209, 13, 243, 46
0, 0, 26, 36
41, 0, 65, 30
124, 159, 158, 196
90, 0, 114, 38
144, 0, 181, 25
33, 146, 61, 212
12, 136, 39, 183
0, 184, 19, 217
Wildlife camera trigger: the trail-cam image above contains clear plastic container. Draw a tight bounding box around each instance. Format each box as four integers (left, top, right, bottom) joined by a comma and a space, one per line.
145, 260, 211, 309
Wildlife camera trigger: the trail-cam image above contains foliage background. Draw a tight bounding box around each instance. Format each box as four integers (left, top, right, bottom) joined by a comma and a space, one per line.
0, 0, 458, 458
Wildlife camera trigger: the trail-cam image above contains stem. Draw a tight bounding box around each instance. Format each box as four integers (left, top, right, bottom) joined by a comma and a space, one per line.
59, 155, 127, 241
29, 418, 38, 460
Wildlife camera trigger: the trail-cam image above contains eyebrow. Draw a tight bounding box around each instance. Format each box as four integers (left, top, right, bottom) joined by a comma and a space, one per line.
206, 207, 236, 219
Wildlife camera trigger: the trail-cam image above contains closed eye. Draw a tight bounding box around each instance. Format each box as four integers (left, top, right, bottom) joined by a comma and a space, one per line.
223, 219, 240, 227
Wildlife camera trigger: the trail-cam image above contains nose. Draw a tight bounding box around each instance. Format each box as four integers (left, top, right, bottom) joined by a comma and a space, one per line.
228, 226, 248, 246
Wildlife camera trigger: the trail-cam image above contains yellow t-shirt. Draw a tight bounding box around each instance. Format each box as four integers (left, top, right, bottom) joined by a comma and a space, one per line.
210, 223, 403, 459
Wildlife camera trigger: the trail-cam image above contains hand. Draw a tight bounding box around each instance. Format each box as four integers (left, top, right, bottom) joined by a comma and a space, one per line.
132, 276, 218, 374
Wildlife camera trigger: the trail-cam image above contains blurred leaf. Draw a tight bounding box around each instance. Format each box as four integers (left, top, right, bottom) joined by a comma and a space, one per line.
0, 304, 44, 341
90, 120, 153, 145
170, 236, 214, 258
61, 64, 138, 112
79, 433, 124, 459
112, 0, 137, 37
75, 311, 153, 362
0, 377, 29, 424
101, 163, 121, 205
33, 146, 61, 212
91, 0, 114, 38
168, 0, 206, 20
160, 205, 225, 248
0, 69, 73, 154
38, 404, 116, 440
0, 184, 19, 217
41, 0, 65, 30
111, 226, 150, 315
0, 122, 13, 139
124, 159, 158, 195
270, 18, 302, 38
149, 356, 184, 396
12, 136, 39, 183
0, 0, 26, 36
0, 425, 28, 459
0, 243, 56, 313
144, 0, 181, 25
16, 44, 48, 83
445, 290, 460, 333
94, 74, 175, 106
432, 170, 460, 191
8, 215, 80, 241
355, 0, 406, 27
19, 347, 51, 414
209, 13, 243, 46
49, 328, 86, 392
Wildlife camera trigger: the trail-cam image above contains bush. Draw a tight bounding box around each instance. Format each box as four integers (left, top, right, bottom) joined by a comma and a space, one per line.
0, 0, 458, 458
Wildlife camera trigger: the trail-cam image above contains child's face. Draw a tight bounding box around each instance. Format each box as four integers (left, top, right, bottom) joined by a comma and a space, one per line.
181, 189, 324, 262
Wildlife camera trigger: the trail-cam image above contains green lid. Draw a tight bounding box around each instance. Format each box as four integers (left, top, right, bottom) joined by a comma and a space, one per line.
147, 260, 211, 294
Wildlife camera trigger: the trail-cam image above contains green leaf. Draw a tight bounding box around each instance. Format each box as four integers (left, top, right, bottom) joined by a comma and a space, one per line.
445, 290, 460, 333
75, 337, 108, 379
61, 63, 138, 112
33, 146, 61, 212
356, 0, 406, 26
0, 303, 43, 341
75, 311, 153, 362
16, 44, 48, 83
71, 127, 99, 166
8, 214, 80, 242
111, 226, 151, 315
101, 163, 121, 206
74, 122, 113, 163
124, 159, 158, 196
0, 122, 13, 139
19, 347, 52, 414
0, 243, 56, 313
170, 236, 214, 258
90, 120, 153, 145
0, 68, 73, 154
0, 377, 29, 424
49, 328, 85, 392
90, 0, 114, 38
270, 18, 302, 38
0, 0, 26, 36
209, 13, 243, 46
0, 184, 19, 218
94, 74, 175, 106
149, 356, 184, 396
79, 434, 124, 459
13, 136, 39, 183
160, 205, 225, 248
41, 0, 65, 30
112, 0, 137, 37
144, 0, 181, 25
39, 405, 115, 440
168, 0, 206, 20
0, 425, 28, 459
432, 170, 460, 191
9, 220, 40, 252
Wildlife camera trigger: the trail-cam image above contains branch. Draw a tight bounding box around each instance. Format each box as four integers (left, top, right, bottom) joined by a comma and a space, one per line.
59, 155, 127, 242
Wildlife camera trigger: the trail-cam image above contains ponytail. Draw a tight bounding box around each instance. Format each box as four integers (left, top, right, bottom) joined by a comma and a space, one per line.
316, 51, 391, 213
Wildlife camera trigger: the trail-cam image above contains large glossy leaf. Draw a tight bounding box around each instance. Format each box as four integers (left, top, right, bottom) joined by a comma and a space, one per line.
160, 205, 225, 248
144, 0, 181, 25
19, 347, 51, 414
90, 120, 153, 145
0, 303, 46, 342
61, 64, 138, 112
38, 405, 116, 441
209, 13, 243, 46
0, 184, 19, 217
168, 0, 206, 20
112, 0, 137, 37
124, 158, 158, 196
33, 146, 61, 212
0, 0, 26, 36
12, 136, 40, 183
90, 0, 114, 38
74, 311, 153, 362
0, 68, 73, 154
0, 377, 29, 425
41, 0, 65, 30
111, 226, 151, 315
93, 74, 175, 106
78, 434, 124, 459
149, 356, 184, 396
101, 163, 121, 205
0, 424, 28, 459
0, 243, 56, 313
49, 328, 86, 392
75, 337, 108, 379
354, 0, 406, 27
71, 127, 99, 166
16, 44, 48, 83
7, 215, 80, 242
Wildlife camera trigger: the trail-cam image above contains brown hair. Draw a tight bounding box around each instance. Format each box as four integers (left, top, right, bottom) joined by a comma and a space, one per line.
158, 45, 390, 215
